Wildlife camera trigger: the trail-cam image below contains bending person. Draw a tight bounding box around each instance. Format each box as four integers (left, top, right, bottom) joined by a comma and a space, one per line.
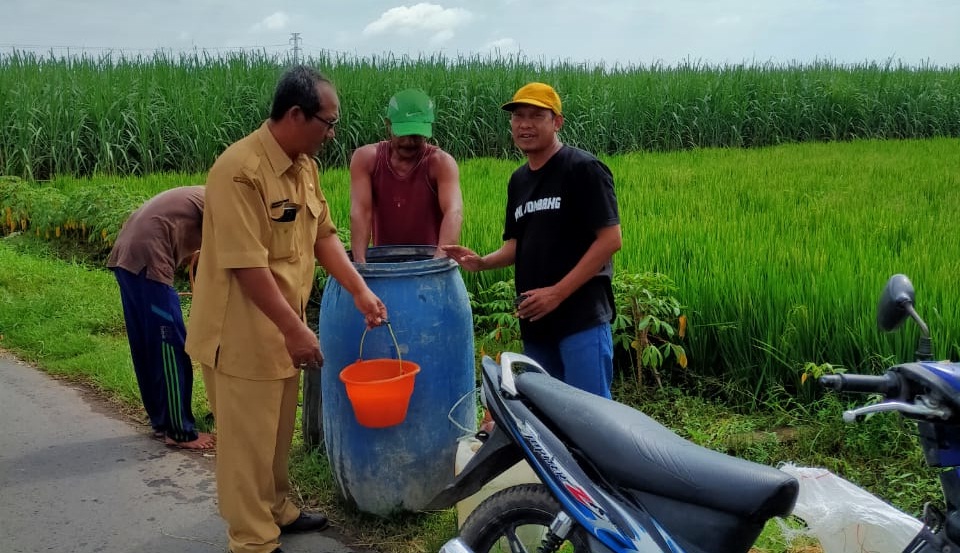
107, 185, 215, 449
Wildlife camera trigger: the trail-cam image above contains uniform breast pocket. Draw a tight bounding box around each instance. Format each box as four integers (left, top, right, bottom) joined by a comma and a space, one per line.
268, 201, 302, 260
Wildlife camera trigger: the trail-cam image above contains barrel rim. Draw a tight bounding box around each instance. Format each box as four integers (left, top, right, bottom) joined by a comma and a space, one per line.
349, 245, 459, 277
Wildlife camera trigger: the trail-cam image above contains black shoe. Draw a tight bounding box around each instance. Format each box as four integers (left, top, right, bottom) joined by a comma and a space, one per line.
279, 511, 329, 534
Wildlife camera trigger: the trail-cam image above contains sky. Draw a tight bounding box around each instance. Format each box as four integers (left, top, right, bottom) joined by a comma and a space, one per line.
1, 0, 959, 67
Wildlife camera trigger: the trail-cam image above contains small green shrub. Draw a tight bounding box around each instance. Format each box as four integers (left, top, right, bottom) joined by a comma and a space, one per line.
469, 273, 688, 390
612, 272, 688, 389
469, 279, 522, 359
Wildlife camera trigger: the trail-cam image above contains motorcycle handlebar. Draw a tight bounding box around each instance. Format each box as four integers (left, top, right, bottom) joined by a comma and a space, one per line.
819, 373, 901, 395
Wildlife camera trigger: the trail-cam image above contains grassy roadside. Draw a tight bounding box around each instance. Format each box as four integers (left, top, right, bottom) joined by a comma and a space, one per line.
0, 234, 937, 553
0, 235, 458, 552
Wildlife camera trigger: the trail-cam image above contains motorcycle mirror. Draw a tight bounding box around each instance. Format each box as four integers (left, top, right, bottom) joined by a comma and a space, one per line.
877, 274, 915, 332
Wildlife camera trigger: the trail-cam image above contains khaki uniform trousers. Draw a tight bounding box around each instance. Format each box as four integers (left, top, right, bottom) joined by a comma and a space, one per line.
202, 364, 301, 553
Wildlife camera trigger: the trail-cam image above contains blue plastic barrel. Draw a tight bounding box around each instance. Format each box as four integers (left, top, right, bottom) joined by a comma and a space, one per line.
314, 246, 476, 516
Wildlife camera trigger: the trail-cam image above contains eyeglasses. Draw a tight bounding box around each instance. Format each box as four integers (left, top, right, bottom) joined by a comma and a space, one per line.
312, 112, 339, 129
509, 110, 553, 122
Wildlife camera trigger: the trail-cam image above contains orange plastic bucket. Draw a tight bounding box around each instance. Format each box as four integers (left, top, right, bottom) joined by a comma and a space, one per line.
339, 322, 421, 428
340, 359, 420, 428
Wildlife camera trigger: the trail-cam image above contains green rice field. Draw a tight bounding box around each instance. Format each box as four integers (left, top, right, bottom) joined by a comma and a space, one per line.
4, 137, 959, 403
3, 51, 960, 402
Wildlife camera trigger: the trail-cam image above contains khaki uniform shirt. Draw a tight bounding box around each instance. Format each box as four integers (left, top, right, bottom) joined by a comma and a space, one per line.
185, 122, 336, 380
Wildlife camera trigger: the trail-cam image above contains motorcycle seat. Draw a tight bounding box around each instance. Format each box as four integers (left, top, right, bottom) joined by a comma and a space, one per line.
515, 371, 798, 520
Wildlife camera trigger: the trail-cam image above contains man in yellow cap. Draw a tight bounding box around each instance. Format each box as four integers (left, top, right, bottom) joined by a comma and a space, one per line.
349, 88, 463, 263
443, 82, 622, 399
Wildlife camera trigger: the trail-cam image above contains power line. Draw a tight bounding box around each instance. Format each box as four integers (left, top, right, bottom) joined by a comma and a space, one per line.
0, 42, 289, 54
289, 33, 301, 64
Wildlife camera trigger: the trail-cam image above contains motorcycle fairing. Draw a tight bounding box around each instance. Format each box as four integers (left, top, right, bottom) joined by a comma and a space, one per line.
423, 426, 524, 511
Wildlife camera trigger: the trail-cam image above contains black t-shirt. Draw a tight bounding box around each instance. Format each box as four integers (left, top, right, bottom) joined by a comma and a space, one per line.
503, 145, 620, 342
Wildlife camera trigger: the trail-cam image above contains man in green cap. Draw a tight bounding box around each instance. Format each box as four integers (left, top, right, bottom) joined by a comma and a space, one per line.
349, 88, 463, 263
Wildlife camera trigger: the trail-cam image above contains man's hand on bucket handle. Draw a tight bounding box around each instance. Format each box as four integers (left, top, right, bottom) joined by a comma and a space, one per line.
355, 289, 388, 329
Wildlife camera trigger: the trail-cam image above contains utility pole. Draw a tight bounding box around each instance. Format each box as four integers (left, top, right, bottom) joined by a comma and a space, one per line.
289, 32, 302, 64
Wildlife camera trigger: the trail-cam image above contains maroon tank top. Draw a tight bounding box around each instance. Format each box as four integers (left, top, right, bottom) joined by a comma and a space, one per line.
371, 141, 444, 247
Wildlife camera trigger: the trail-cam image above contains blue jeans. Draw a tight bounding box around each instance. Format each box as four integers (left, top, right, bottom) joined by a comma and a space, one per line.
523, 323, 613, 399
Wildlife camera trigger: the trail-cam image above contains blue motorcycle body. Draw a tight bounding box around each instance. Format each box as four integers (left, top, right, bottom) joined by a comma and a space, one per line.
434, 273, 960, 553
429, 353, 798, 553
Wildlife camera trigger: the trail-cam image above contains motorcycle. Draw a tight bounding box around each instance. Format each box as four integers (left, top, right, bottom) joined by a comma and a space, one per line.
816, 274, 960, 552
427, 349, 800, 550
434, 273, 959, 553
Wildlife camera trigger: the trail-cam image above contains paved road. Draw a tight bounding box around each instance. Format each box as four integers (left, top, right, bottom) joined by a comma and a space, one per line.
0, 352, 358, 553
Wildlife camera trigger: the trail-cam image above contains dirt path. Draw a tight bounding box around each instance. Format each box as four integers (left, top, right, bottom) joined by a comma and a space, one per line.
0, 351, 357, 553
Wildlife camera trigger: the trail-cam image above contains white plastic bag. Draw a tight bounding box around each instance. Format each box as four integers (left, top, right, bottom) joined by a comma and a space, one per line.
780, 463, 923, 553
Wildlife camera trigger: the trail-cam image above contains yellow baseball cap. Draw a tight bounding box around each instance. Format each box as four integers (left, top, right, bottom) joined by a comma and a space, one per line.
501, 82, 562, 115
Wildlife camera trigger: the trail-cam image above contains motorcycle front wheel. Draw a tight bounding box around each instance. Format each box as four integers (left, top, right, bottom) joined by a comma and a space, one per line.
460, 483, 591, 553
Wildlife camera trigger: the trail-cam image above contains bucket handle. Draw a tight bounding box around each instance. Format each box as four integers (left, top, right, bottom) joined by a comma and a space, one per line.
358, 321, 403, 375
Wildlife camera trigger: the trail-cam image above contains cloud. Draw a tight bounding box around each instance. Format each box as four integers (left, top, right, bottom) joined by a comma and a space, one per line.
251, 11, 290, 32
363, 3, 473, 44
483, 38, 518, 53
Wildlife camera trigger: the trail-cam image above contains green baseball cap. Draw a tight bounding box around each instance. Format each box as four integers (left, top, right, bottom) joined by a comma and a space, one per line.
386, 88, 435, 138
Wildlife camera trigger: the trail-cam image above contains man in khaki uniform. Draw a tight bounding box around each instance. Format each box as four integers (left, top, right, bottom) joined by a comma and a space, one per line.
185, 66, 387, 553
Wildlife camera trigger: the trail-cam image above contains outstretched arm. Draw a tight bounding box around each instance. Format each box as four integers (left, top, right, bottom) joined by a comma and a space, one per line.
432, 150, 463, 257
315, 231, 387, 328
349, 145, 376, 264
441, 239, 516, 272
